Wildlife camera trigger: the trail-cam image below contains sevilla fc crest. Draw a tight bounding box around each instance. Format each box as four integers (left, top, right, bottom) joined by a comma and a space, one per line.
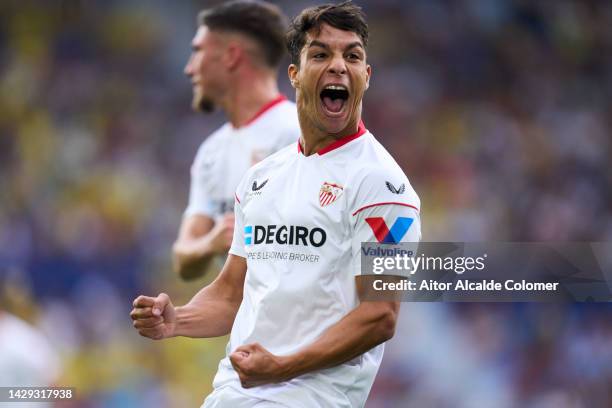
319, 182, 343, 207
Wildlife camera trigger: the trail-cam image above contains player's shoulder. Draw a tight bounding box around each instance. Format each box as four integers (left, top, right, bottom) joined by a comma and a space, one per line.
274, 99, 297, 114
269, 99, 297, 117
236, 142, 296, 196
243, 99, 299, 148
348, 131, 405, 176
253, 99, 299, 130
348, 131, 420, 209
193, 123, 232, 157
249, 142, 295, 173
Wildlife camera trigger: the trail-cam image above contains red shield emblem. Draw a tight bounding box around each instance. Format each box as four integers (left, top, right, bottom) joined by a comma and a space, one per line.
319, 182, 343, 207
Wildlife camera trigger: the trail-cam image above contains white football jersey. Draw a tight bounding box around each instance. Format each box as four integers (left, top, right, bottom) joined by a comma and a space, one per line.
0, 313, 61, 391
184, 96, 300, 220
213, 122, 421, 407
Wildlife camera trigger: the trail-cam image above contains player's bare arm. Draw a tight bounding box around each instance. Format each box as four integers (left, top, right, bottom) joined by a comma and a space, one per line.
229, 275, 402, 388
131, 254, 246, 339
172, 212, 234, 280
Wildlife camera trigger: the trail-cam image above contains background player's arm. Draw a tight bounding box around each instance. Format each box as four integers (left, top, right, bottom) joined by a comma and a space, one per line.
172, 212, 234, 280
229, 288, 400, 388
131, 254, 246, 339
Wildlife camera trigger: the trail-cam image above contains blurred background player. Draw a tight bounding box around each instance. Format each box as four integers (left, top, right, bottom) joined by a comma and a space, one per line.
0, 311, 61, 390
0, 271, 61, 408
173, 0, 300, 280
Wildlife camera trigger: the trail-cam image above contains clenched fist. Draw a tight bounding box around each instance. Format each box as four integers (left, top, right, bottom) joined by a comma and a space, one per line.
130, 293, 176, 340
229, 343, 289, 388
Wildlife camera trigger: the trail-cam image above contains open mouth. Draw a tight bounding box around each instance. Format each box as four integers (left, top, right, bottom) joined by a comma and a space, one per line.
320, 85, 349, 115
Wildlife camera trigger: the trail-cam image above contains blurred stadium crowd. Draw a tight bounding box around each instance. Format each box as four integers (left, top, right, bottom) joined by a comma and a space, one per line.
0, 0, 610, 407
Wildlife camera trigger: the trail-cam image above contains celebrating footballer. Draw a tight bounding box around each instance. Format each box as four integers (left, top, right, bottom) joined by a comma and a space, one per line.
131, 2, 421, 407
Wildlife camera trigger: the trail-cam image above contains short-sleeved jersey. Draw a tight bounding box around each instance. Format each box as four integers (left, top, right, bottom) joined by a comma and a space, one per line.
184, 96, 300, 220
213, 122, 421, 408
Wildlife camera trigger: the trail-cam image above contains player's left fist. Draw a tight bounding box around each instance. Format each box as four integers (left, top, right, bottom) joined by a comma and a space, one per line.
229, 343, 288, 388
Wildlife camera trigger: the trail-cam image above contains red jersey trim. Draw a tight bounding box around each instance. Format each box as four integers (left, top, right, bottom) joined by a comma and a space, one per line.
244, 95, 287, 126
235, 193, 241, 204
352, 202, 419, 216
297, 120, 367, 155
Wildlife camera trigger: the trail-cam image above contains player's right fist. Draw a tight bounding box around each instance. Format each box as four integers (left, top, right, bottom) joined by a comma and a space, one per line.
130, 293, 176, 340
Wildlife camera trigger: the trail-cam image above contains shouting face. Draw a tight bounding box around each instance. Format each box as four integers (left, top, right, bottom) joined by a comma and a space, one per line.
289, 23, 371, 136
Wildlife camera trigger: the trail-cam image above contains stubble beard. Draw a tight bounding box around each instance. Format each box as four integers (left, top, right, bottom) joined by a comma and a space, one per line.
192, 88, 215, 113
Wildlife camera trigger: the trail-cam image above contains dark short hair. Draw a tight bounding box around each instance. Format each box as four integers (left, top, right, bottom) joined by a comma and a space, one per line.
286, 1, 368, 66
198, 0, 288, 68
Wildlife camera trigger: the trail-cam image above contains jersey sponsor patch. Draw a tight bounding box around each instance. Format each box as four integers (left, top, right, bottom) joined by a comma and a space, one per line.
365, 217, 414, 244
319, 182, 343, 207
244, 224, 326, 247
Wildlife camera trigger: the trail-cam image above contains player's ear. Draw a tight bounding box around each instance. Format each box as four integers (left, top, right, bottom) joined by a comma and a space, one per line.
224, 43, 242, 71
288, 64, 300, 89
365, 64, 372, 90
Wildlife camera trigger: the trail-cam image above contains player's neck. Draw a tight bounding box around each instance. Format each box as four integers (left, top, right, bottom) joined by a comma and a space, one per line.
298, 114, 362, 156
222, 74, 280, 128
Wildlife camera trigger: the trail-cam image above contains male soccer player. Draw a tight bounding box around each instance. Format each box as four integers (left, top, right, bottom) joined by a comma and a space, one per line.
131, 2, 421, 407
174, 0, 300, 280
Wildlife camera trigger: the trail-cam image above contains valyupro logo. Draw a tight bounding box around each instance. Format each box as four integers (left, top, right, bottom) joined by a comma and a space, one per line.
365, 217, 414, 244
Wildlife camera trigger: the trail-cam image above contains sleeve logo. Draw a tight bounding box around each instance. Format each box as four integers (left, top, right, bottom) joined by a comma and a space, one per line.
252, 179, 269, 191
365, 217, 414, 244
386, 181, 405, 194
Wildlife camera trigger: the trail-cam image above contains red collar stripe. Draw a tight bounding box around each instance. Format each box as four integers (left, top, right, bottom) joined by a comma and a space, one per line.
297, 120, 367, 155
244, 94, 287, 126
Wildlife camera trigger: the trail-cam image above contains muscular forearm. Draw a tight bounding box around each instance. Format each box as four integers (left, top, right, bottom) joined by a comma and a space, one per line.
174, 300, 237, 338
173, 275, 243, 338
280, 302, 399, 380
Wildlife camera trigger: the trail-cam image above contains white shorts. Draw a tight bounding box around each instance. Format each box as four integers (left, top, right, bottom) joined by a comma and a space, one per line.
201, 386, 287, 408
